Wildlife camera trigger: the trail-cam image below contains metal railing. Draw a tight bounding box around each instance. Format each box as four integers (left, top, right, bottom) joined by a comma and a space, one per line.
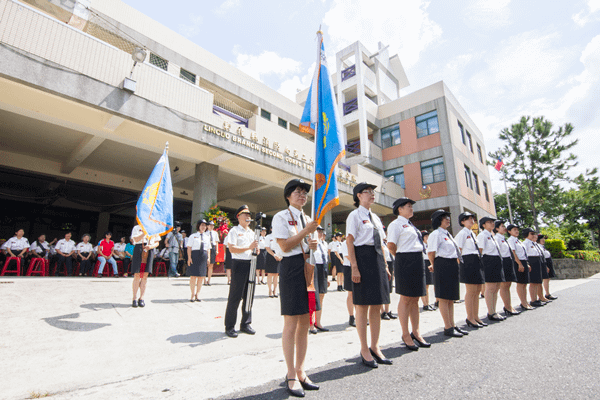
343, 98, 358, 116
341, 64, 356, 81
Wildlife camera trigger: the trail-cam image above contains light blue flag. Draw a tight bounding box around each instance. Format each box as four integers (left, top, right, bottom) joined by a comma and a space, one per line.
300, 32, 345, 224
136, 145, 174, 238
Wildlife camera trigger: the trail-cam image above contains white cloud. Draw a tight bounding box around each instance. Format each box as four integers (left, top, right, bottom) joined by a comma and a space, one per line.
215, 0, 241, 15
322, 0, 442, 70
178, 14, 203, 38
233, 50, 302, 82
572, 0, 600, 27
463, 0, 512, 29
277, 62, 316, 101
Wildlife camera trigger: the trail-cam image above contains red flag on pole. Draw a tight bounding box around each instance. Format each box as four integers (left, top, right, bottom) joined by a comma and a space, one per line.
494, 158, 504, 171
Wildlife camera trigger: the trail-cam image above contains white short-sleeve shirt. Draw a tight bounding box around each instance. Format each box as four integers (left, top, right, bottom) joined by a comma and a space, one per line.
542, 246, 551, 259
55, 239, 77, 254
455, 227, 479, 255
265, 233, 282, 256
314, 239, 328, 265
345, 205, 385, 247
427, 228, 458, 259
507, 236, 527, 260
258, 235, 267, 249
340, 241, 351, 266
386, 216, 422, 253
523, 238, 541, 257
210, 230, 219, 246
4, 236, 29, 251
187, 232, 211, 251
77, 242, 93, 253
131, 225, 145, 245
226, 225, 256, 260
495, 233, 512, 258
30, 240, 49, 255
114, 243, 126, 253
477, 230, 500, 256
272, 206, 312, 257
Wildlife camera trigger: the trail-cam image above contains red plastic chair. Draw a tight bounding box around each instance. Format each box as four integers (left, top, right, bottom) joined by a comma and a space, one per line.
1, 257, 22, 276
154, 261, 167, 277
26, 258, 46, 276
93, 260, 114, 277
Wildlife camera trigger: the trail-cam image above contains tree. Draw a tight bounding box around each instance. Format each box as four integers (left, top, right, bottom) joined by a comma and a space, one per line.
489, 116, 578, 231
564, 169, 600, 248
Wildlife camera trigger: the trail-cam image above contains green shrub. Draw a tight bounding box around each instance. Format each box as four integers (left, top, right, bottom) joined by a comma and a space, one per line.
564, 253, 575, 259
563, 250, 600, 262
545, 239, 566, 258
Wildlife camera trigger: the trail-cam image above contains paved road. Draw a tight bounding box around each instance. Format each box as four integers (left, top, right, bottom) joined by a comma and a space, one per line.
221, 277, 600, 400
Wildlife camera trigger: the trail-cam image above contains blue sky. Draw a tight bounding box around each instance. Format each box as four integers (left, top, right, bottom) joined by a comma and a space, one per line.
121, 0, 600, 193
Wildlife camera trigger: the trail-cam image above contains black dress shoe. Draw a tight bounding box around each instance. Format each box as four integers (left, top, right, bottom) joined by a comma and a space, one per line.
315, 325, 329, 332
299, 376, 319, 390
444, 327, 463, 337
240, 325, 256, 335
369, 348, 393, 364
387, 312, 397, 319
381, 312, 390, 320
402, 338, 419, 351
132, 300, 138, 308
546, 294, 558, 300
309, 328, 318, 335
360, 354, 378, 368
487, 313, 505, 321
503, 307, 521, 316
225, 329, 238, 338
475, 320, 488, 327
285, 376, 305, 398
454, 326, 469, 335
519, 304, 534, 311
465, 319, 480, 328
411, 332, 431, 348
349, 315, 356, 327
138, 299, 145, 307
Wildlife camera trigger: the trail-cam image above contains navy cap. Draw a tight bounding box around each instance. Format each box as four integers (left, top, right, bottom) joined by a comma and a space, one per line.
458, 212, 475, 226
392, 197, 416, 215
284, 178, 311, 196
506, 224, 518, 231
208, 220, 215, 226
420, 230, 430, 237
494, 219, 505, 229
316, 225, 325, 230
521, 227, 538, 236
353, 182, 377, 205
431, 209, 451, 222
479, 216, 495, 228
235, 205, 251, 219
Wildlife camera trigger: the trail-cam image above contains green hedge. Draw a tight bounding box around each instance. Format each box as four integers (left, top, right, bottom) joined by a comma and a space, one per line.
563, 250, 600, 262
545, 239, 566, 258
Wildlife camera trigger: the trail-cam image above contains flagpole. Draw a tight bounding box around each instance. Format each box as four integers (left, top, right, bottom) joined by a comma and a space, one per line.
501, 166, 514, 224
165, 141, 169, 154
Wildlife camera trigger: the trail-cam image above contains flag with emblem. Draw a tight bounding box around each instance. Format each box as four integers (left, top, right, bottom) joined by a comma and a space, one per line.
300, 31, 345, 223
136, 144, 174, 238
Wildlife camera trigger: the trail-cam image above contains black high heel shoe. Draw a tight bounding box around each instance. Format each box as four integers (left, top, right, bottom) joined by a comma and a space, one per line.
369, 348, 393, 364
285, 375, 305, 398
402, 337, 419, 351
488, 313, 506, 321
360, 353, 378, 368
299, 376, 319, 391
465, 319, 480, 328
411, 332, 431, 347
503, 307, 521, 316
475, 319, 488, 326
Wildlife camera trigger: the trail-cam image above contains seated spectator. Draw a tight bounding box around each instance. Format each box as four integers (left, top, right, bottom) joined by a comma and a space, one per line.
55, 232, 77, 276
77, 234, 94, 276
97, 231, 119, 277
157, 246, 169, 262
0, 239, 7, 265
123, 237, 134, 277
3, 229, 29, 274
114, 236, 128, 275
29, 234, 50, 270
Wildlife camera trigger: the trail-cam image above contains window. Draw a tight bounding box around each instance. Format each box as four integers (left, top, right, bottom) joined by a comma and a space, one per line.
421, 157, 445, 184
261, 109, 271, 121
473, 172, 480, 195
477, 144, 483, 163
384, 167, 405, 189
149, 53, 168, 71
278, 117, 287, 129
179, 68, 196, 84
464, 165, 472, 189
483, 181, 490, 202
381, 124, 401, 149
416, 110, 440, 138
466, 131, 473, 152
458, 121, 466, 145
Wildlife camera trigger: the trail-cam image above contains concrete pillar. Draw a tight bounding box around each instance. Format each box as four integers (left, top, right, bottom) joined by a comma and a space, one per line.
449, 204, 462, 236
323, 211, 333, 239
191, 162, 218, 224
96, 212, 110, 242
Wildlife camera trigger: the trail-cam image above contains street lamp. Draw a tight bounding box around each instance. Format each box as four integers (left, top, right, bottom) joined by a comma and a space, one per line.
123, 47, 147, 93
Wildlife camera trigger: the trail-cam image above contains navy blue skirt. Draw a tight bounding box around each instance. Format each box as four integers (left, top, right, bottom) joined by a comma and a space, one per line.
528, 256, 543, 283
352, 245, 390, 306
394, 251, 426, 297
483, 255, 505, 283
424, 258, 434, 285
433, 257, 460, 301
460, 254, 484, 284
515, 259, 530, 284
547, 257, 556, 278
279, 254, 320, 315
502, 257, 517, 282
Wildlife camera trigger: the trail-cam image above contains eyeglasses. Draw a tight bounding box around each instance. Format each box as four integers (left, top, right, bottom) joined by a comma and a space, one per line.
360, 190, 375, 195
292, 189, 308, 196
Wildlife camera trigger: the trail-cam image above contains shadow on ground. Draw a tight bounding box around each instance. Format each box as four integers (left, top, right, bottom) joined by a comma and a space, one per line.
167, 331, 228, 347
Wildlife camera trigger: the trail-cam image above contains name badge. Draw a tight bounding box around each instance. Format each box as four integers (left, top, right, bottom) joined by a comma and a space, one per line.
288, 221, 297, 226
362, 220, 370, 224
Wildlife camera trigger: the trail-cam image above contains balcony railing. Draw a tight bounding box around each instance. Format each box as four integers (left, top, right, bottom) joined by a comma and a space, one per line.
341, 65, 356, 82
346, 139, 361, 155
343, 98, 358, 116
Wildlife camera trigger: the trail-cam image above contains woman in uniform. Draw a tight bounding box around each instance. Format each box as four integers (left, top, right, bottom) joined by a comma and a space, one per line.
507, 225, 533, 310
76, 234, 94, 276
427, 210, 467, 338
206, 221, 220, 286
311, 225, 330, 333
494, 220, 520, 316
477, 217, 505, 321
224, 230, 233, 285
538, 235, 558, 300
340, 236, 356, 327
55, 232, 77, 276
265, 228, 282, 298
272, 179, 319, 397
329, 233, 344, 290
380, 238, 397, 320
346, 183, 392, 367
131, 225, 159, 307
386, 197, 429, 350
522, 228, 545, 307
256, 227, 268, 285
187, 219, 211, 302
455, 212, 486, 328
29, 233, 49, 273
420, 231, 437, 311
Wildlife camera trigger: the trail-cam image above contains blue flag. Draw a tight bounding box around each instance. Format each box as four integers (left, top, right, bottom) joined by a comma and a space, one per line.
300, 32, 345, 224
136, 146, 174, 238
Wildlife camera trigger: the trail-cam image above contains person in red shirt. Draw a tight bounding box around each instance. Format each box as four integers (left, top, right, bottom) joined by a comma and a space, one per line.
98, 231, 119, 277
